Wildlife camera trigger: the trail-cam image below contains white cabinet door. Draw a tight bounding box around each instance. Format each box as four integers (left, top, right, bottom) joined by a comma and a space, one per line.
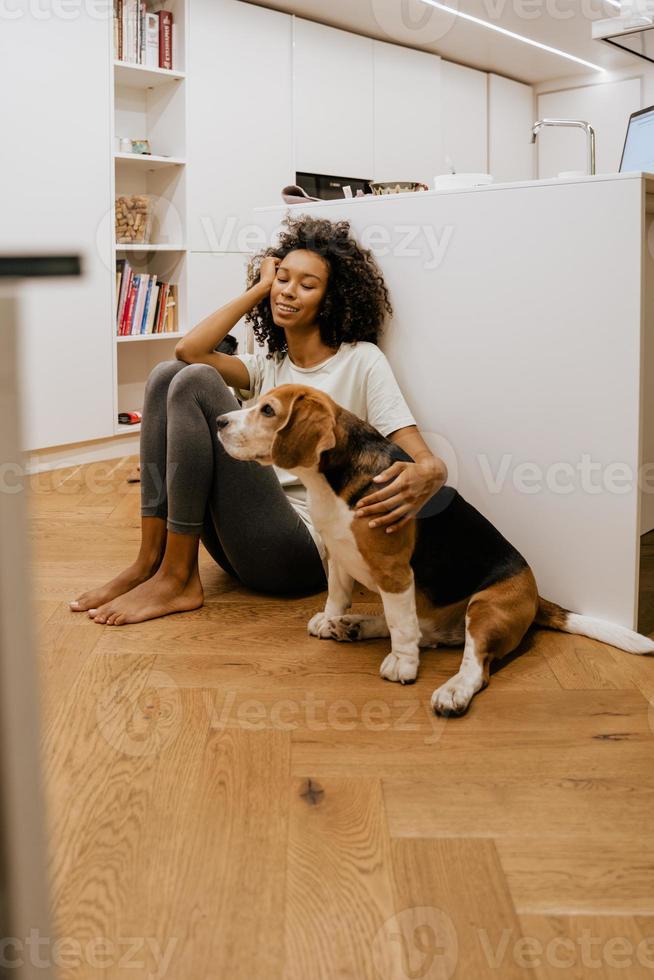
373, 41, 442, 185
0, 12, 113, 451
188, 0, 293, 252
188, 252, 251, 350
537, 78, 642, 177
489, 74, 536, 182
441, 61, 488, 175
294, 19, 374, 178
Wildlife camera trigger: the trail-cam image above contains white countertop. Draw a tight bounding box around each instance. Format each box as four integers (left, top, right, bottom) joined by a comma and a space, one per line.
255, 171, 654, 213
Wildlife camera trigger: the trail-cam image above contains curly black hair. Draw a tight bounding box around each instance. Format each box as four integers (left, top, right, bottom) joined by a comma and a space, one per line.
245, 212, 393, 358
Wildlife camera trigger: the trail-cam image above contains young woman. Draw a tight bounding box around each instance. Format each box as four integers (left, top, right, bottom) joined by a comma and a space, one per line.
70, 215, 447, 625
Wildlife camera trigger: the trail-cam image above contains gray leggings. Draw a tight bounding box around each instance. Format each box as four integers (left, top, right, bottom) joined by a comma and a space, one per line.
139, 359, 327, 595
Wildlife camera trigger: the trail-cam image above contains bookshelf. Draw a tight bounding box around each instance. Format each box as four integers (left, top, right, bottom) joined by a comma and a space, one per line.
110, 0, 188, 436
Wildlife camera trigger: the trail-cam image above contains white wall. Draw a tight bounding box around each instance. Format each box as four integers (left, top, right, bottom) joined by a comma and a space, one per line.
0, 9, 114, 451
537, 77, 642, 177
188, 0, 294, 252
294, 19, 375, 178
441, 61, 488, 174
373, 40, 442, 185
489, 74, 536, 182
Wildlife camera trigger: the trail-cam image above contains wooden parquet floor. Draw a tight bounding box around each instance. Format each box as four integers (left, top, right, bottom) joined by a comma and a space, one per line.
30, 456, 654, 979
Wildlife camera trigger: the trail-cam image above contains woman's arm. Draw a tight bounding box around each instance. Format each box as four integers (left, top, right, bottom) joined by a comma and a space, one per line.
174, 257, 279, 389
354, 424, 448, 533
387, 425, 447, 481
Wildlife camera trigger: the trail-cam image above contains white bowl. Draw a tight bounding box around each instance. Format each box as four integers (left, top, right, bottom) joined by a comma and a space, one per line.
432, 173, 494, 190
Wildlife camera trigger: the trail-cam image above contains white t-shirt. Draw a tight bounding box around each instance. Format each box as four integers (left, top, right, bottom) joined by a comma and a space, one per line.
233, 341, 416, 564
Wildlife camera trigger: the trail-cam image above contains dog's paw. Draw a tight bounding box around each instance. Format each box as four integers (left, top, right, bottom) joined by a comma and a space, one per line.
431, 679, 475, 717
380, 652, 418, 685
308, 612, 338, 639
328, 615, 363, 642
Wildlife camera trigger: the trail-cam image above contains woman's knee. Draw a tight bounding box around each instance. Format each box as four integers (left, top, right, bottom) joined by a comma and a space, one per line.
144, 359, 187, 400
167, 361, 235, 407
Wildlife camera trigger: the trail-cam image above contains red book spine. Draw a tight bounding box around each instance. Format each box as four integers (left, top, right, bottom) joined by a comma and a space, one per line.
117, 268, 132, 334
158, 11, 173, 70
121, 279, 138, 335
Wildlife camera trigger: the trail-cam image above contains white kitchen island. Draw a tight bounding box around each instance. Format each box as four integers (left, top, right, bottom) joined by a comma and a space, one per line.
255, 173, 654, 630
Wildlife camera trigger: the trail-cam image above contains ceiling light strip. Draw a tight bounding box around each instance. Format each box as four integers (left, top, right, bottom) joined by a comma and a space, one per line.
419, 0, 607, 72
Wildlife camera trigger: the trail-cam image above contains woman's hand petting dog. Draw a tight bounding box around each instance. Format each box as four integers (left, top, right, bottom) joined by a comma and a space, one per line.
354, 458, 446, 533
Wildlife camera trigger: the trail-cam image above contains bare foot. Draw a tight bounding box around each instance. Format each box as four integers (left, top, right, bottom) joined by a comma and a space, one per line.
87, 567, 203, 626
70, 556, 162, 612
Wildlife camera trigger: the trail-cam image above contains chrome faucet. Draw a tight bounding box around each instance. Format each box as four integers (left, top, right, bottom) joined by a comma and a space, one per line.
531, 118, 596, 176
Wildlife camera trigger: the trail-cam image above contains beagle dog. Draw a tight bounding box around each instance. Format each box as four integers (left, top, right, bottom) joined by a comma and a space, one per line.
217, 383, 654, 716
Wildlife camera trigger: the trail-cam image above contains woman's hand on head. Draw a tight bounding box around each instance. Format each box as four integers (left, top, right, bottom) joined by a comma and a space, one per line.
354, 458, 446, 533
258, 256, 281, 292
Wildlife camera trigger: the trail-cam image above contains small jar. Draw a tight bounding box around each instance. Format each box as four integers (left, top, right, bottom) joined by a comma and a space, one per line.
119, 137, 132, 153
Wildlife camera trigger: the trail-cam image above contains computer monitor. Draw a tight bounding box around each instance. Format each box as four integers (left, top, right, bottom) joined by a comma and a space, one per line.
619, 104, 654, 173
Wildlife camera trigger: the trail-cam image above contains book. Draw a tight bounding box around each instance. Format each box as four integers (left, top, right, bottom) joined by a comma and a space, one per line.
140, 274, 154, 333
121, 276, 138, 335
115, 260, 179, 336
131, 273, 149, 335
155, 282, 169, 333
165, 283, 177, 332
158, 10, 173, 70
116, 259, 132, 333
113, 1, 120, 60
144, 12, 159, 68
124, 0, 138, 64
144, 282, 159, 333
138, 1, 146, 64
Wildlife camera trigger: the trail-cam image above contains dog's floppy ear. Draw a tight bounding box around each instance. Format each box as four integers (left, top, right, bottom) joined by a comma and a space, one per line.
272, 391, 336, 470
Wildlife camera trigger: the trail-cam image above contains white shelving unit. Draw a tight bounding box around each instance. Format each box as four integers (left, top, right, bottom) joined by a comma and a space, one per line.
110, 0, 188, 438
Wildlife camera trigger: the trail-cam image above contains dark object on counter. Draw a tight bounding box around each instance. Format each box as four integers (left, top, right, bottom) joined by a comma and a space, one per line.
296, 172, 372, 200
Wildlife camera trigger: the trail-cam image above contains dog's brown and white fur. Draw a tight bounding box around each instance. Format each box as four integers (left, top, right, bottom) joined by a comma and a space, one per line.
217, 384, 654, 716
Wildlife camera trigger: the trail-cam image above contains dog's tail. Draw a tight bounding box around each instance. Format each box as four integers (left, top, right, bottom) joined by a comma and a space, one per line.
535, 597, 654, 655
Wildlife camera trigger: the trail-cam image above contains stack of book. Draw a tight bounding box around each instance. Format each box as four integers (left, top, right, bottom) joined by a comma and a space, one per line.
113, 2, 173, 70
116, 260, 178, 336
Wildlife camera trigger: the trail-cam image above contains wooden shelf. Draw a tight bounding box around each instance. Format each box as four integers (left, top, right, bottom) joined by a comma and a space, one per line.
114, 243, 187, 252
117, 331, 184, 343
114, 153, 186, 169
114, 61, 186, 89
